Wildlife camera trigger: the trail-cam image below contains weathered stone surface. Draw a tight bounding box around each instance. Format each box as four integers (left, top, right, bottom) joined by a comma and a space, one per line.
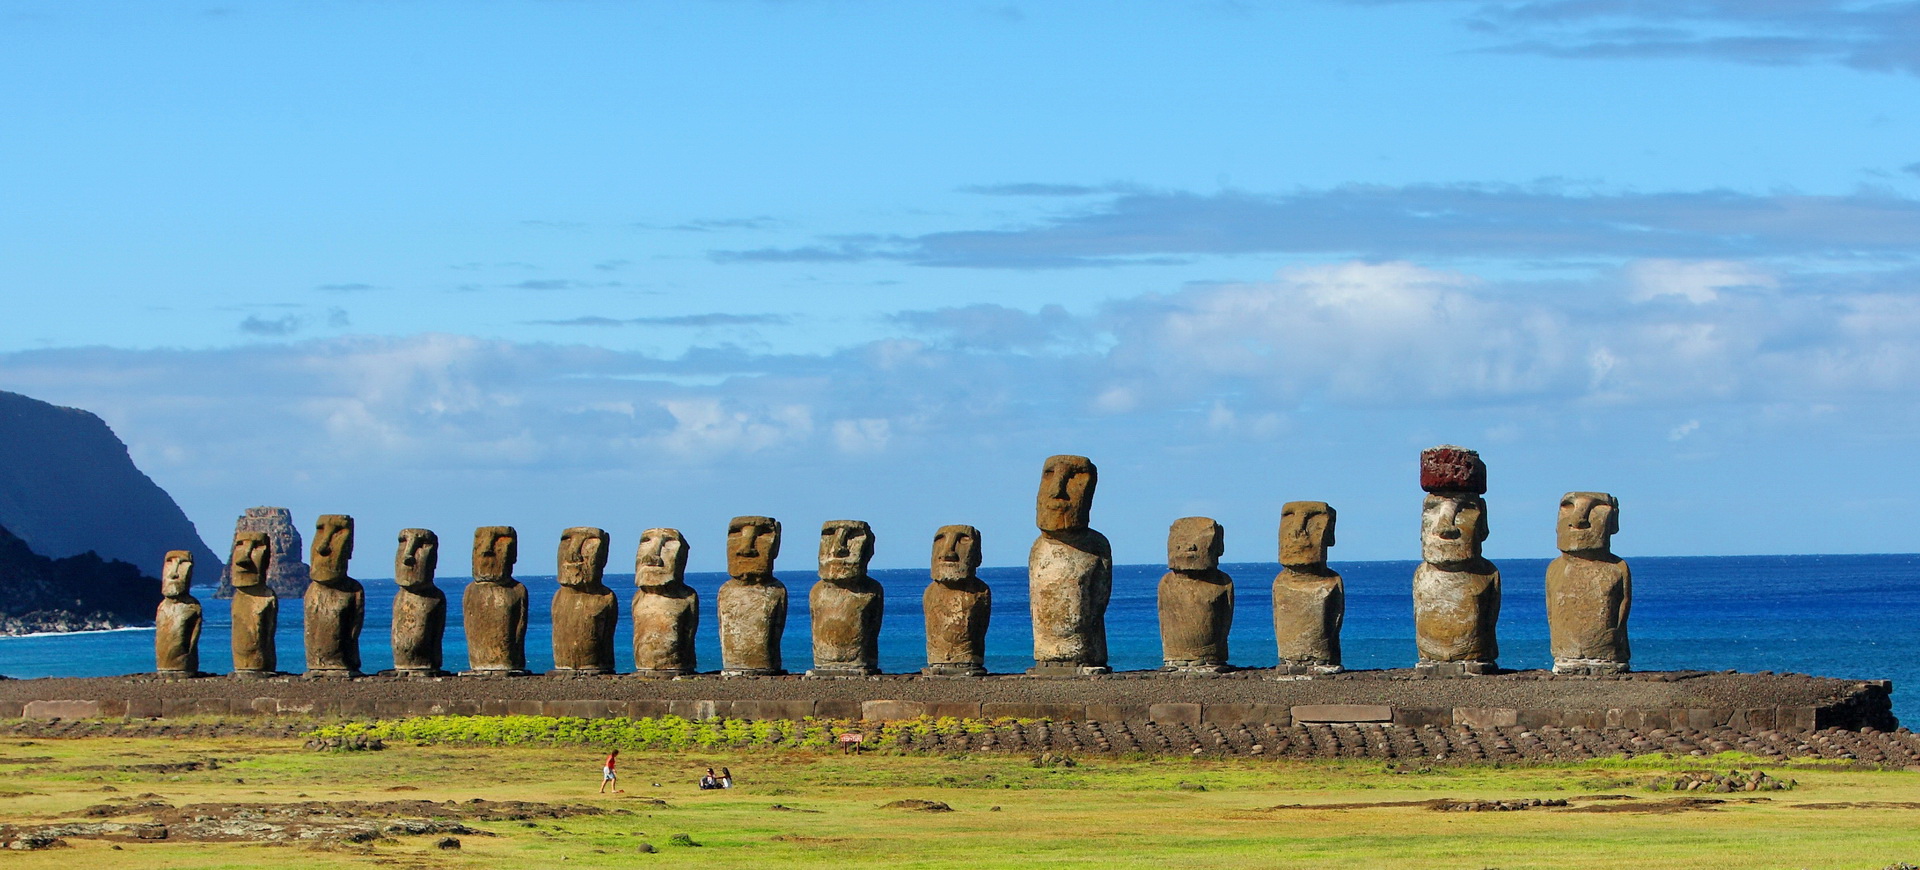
226, 531, 277, 676
216, 507, 309, 599
923, 524, 990, 676
1293, 704, 1393, 723
1028, 455, 1111, 674
551, 527, 617, 675
718, 516, 786, 676
1547, 491, 1631, 674
390, 528, 446, 675
1420, 445, 1487, 495
154, 550, 201, 676
632, 528, 697, 676
1274, 501, 1344, 674
463, 526, 528, 674
810, 520, 883, 676
303, 514, 364, 677
1413, 492, 1500, 670
1159, 517, 1232, 672
1452, 706, 1518, 728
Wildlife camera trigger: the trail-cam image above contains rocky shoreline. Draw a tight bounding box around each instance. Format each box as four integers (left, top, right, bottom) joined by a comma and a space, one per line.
0, 610, 148, 637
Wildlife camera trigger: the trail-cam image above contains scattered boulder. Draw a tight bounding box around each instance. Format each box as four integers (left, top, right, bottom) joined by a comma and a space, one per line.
879, 799, 953, 812
668, 833, 699, 847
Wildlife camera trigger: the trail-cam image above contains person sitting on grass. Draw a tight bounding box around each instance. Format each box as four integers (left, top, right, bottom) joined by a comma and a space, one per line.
600, 749, 622, 794
699, 767, 720, 789
719, 766, 734, 789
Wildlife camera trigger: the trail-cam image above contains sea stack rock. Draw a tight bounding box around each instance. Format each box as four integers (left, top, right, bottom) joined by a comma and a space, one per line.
463, 526, 529, 674
632, 528, 698, 676
227, 530, 278, 677
809, 520, 883, 677
1028, 454, 1112, 676
1158, 517, 1232, 673
390, 528, 446, 676
303, 514, 364, 677
551, 526, 618, 675
922, 524, 990, 676
717, 516, 787, 676
1272, 501, 1344, 675
216, 507, 309, 599
154, 549, 202, 677
1546, 492, 1631, 674
1413, 445, 1500, 676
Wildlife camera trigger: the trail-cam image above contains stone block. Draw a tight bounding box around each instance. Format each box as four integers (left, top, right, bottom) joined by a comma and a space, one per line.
375, 700, 410, 719
161, 698, 197, 719
0, 700, 23, 719
1203, 703, 1290, 726
477, 699, 511, 717
441, 700, 481, 717
729, 700, 814, 721
24, 700, 101, 720
984, 702, 1087, 721
1083, 703, 1150, 723
96, 699, 130, 718
1686, 708, 1734, 729
126, 699, 161, 719
248, 698, 279, 715
339, 698, 377, 718
1392, 707, 1449, 728
668, 699, 725, 720
193, 698, 232, 717
926, 702, 983, 720
861, 701, 928, 721
1731, 708, 1774, 730
505, 700, 543, 717
1779, 707, 1817, 732
1147, 703, 1203, 724
274, 698, 317, 715
1452, 707, 1518, 728
1294, 704, 1393, 724
815, 699, 863, 720
1420, 445, 1486, 494
626, 700, 672, 719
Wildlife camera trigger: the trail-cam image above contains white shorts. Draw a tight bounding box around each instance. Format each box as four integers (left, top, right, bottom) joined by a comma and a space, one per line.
603, 767, 616, 780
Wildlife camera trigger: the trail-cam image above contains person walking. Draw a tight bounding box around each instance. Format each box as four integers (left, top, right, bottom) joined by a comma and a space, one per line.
600, 749, 622, 794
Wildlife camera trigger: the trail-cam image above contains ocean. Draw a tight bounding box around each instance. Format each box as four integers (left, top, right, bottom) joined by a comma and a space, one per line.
5, 553, 1917, 723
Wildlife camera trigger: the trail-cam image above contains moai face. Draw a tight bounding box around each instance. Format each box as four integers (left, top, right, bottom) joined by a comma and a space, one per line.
930, 524, 983, 582
727, 516, 781, 578
1421, 494, 1489, 565
161, 550, 194, 598
472, 526, 518, 584
229, 531, 271, 590
1556, 492, 1619, 553
558, 527, 611, 588
310, 514, 355, 583
635, 528, 689, 588
1279, 501, 1337, 568
1035, 454, 1097, 532
818, 520, 875, 581
394, 528, 439, 590
1167, 517, 1224, 572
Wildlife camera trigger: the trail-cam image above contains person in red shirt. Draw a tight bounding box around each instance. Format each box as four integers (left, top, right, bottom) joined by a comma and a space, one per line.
600, 749, 621, 794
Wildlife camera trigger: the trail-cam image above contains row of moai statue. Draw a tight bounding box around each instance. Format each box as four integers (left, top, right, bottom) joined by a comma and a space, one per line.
153, 447, 1631, 678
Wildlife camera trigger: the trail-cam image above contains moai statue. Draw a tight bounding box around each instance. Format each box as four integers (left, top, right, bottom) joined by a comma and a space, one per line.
1272, 501, 1344, 675
717, 516, 787, 676
809, 520, 884, 677
922, 524, 991, 676
463, 526, 529, 674
1158, 517, 1232, 673
154, 550, 202, 677
552, 527, 618, 675
228, 531, 278, 678
1546, 492, 1631, 674
390, 528, 446, 676
303, 514, 364, 677
1413, 446, 1500, 676
1028, 454, 1113, 675
632, 528, 698, 676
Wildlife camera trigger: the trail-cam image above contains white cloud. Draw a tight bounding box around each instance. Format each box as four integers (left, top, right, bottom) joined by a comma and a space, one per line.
1625, 259, 1775, 304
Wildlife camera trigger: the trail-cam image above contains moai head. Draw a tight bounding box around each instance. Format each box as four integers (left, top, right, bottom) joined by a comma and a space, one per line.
930, 524, 983, 583
558, 527, 611, 588
161, 550, 194, 598
394, 528, 439, 591
1167, 517, 1224, 573
229, 531, 272, 590
1035, 454, 1097, 532
1279, 501, 1337, 568
309, 514, 355, 584
472, 526, 518, 584
727, 516, 781, 578
635, 528, 689, 588
1557, 491, 1619, 554
1421, 494, 1489, 565
818, 520, 875, 581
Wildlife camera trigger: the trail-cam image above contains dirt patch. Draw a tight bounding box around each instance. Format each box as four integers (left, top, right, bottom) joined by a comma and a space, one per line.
1788, 801, 1920, 810
772, 834, 848, 844
1570, 794, 1638, 801
769, 804, 821, 813
1263, 800, 1438, 811
879, 799, 953, 812
0, 797, 616, 848
1562, 798, 1729, 814
1429, 798, 1568, 812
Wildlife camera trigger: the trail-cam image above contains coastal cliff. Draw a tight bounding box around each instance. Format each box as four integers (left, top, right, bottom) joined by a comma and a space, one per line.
0, 523, 156, 635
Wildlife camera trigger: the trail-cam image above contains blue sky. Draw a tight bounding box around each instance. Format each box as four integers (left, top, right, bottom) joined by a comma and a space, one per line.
4, 0, 1920, 571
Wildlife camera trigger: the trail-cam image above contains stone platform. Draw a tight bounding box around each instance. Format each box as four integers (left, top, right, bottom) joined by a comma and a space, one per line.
0, 669, 1894, 732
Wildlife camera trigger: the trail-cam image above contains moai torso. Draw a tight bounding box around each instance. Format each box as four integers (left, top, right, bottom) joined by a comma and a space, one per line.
154, 550, 202, 676
303, 514, 364, 676
1273, 501, 1344, 673
1158, 517, 1232, 672
228, 532, 278, 675
391, 528, 446, 674
632, 528, 698, 675
810, 520, 884, 676
552, 527, 619, 674
923, 525, 990, 676
463, 526, 529, 673
1028, 455, 1112, 673
1412, 446, 1500, 673
717, 516, 787, 675
1546, 492, 1631, 673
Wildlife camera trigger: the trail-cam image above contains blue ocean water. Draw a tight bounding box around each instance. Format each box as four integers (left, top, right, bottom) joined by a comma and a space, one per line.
5, 554, 1917, 723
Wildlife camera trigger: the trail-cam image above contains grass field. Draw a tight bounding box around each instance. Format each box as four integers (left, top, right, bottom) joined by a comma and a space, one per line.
3, 725, 1920, 869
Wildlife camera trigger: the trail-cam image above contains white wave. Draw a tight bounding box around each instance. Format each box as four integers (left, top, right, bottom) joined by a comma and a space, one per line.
0, 625, 156, 640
